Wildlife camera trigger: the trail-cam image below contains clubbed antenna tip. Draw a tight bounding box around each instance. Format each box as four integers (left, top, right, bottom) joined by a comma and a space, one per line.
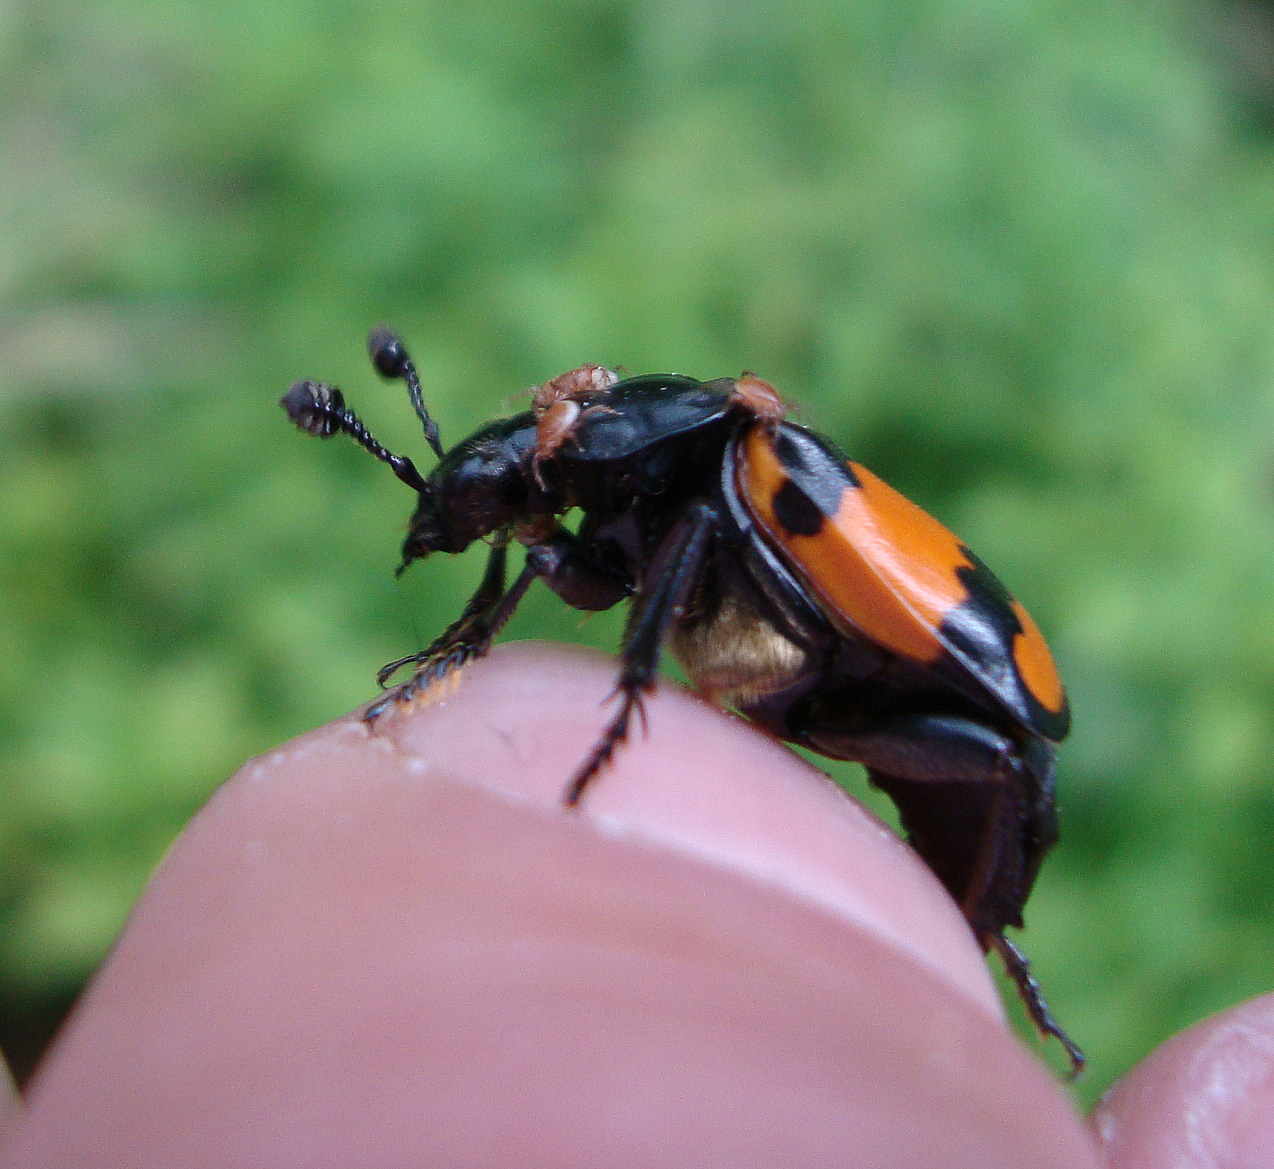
367, 325, 443, 459
279, 377, 428, 495
281, 380, 345, 437
367, 326, 410, 380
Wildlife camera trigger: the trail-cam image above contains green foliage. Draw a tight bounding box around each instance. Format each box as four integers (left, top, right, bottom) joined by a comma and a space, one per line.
2, 0, 1272, 1098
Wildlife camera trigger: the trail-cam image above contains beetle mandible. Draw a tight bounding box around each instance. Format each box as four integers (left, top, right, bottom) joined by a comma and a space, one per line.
282, 326, 1082, 1074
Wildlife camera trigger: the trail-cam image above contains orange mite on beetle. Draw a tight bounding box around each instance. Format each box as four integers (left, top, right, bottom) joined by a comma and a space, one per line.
281, 326, 1083, 1075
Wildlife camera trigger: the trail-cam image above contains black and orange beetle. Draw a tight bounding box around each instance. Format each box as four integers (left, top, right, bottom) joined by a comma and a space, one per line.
282, 327, 1082, 1073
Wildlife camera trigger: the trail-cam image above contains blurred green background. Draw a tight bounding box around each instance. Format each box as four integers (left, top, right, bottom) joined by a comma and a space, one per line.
3, 0, 1274, 1105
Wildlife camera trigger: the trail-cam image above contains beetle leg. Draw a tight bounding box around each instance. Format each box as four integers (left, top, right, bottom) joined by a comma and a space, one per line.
993, 935, 1086, 1077
524, 529, 632, 612
376, 539, 511, 688
368, 527, 632, 722
365, 541, 538, 720
800, 712, 1051, 929
802, 710, 1080, 1072
563, 501, 716, 806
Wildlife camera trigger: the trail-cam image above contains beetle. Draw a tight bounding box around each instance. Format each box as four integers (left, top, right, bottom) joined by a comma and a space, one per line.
282, 326, 1082, 1074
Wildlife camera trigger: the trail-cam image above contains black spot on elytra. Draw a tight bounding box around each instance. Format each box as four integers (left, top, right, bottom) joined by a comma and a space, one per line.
772, 477, 826, 535
938, 552, 1070, 741
769, 425, 858, 529
940, 555, 1020, 686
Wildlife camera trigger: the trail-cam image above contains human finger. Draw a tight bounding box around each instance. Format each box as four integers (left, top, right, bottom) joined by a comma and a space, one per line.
3, 643, 1097, 1168
1093, 991, 1274, 1168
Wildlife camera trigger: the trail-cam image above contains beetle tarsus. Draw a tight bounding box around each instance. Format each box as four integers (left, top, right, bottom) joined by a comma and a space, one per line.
563, 502, 716, 806
992, 934, 1085, 1078
363, 642, 476, 721
563, 685, 646, 806
365, 545, 539, 724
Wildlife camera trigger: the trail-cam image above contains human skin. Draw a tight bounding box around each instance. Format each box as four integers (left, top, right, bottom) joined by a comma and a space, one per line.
1091, 993, 1274, 1168
0, 643, 1267, 1166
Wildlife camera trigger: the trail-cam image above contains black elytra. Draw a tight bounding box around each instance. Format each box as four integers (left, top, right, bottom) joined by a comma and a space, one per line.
281, 328, 1083, 1075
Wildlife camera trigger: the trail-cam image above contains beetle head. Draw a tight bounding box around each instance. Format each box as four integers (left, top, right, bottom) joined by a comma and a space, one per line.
398, 415, 548, 572
284, 328, 561, 575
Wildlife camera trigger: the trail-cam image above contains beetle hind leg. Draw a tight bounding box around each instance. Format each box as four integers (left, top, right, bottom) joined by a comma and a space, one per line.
992, 935, 1085, 1077
801, 713, 1053, 932
801, 709, 1081, 1069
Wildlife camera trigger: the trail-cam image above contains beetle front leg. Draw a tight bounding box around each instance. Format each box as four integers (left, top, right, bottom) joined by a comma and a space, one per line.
563, 501, 716, 806
524, 528, 632, 612
367, 527, 632, 721
375, 538, 511, 687
366, 540, 538, 720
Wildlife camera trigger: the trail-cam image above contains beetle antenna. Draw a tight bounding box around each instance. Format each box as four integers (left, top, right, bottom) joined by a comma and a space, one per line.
280, 380, 430, 495
367, 326, 444, 460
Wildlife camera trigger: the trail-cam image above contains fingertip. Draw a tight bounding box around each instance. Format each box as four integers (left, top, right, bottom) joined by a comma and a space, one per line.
370, 641, 999, 1016
0, 1056, 19, 1145
4, 642, 1097, 1168
1093, 992, 1274, 1168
